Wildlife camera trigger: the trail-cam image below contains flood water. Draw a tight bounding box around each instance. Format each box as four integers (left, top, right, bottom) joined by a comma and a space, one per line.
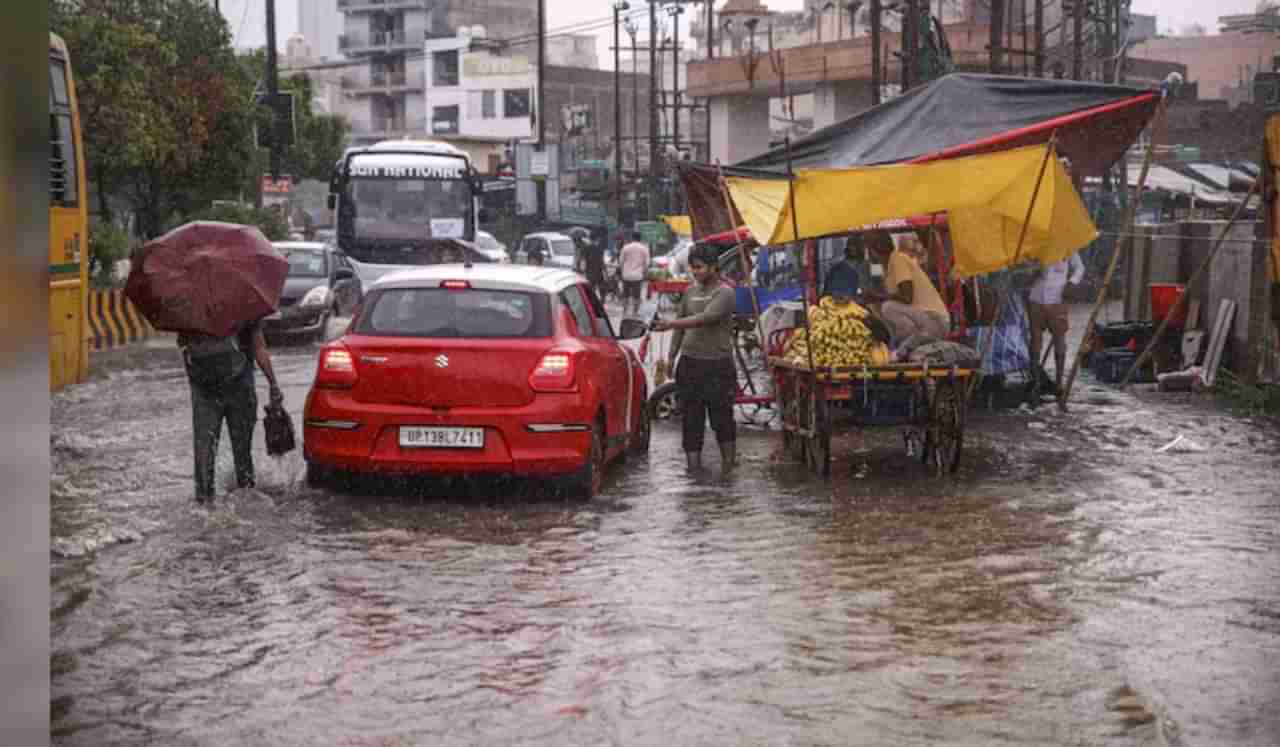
51, 322, 1280, 745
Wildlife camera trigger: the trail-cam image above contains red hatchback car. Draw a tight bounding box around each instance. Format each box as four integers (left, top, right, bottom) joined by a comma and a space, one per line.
302, 264, 651, 496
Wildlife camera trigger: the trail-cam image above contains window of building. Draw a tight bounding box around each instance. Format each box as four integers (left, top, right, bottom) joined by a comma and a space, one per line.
503, 88, 530, 119
432, 50, 459, 87
482, 90, 496, 119
432, 105, 459, 134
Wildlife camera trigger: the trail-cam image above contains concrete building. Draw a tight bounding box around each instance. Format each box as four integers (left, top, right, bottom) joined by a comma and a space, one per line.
281, 33, 346, 117
411, 31, 650, 174
1130, 30, 1280, 104
299, 0, 343, 61
336, 0, 543, 148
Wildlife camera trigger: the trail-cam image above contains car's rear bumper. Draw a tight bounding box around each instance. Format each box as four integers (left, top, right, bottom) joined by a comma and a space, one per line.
303, 389, 592, 476
262, 306, 327, 335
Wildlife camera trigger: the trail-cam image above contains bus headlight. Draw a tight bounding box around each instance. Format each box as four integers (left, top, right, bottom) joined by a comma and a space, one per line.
301, 285, 331, 308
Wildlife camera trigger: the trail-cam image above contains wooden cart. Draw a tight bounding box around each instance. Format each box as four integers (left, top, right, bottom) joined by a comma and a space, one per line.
769, 357, 974, 477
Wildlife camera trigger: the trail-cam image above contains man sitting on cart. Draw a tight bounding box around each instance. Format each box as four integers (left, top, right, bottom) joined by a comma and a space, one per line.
863, 230, 951, 353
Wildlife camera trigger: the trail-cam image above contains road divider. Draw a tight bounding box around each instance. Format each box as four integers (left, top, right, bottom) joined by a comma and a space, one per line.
88, 288, 153, 351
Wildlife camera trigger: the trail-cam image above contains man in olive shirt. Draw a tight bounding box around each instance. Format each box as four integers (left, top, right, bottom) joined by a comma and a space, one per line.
652, 243, 737, 474
864, 231, 951, 349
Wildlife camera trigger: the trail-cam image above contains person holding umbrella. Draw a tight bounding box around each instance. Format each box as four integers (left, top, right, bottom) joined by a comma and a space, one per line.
179, 322, 282, 503
125, 221, 291, 504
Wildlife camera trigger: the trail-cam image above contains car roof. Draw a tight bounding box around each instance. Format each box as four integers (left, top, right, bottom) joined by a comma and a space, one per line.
370, 264, 582, 294
523, 232, 572, 241
273, 241, 329, 252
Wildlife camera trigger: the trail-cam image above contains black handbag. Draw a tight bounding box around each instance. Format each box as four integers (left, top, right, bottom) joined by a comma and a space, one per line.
263, 401, 296, 456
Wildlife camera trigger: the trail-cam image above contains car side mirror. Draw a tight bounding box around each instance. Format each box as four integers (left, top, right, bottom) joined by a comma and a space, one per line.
617, 317, 648, 340
334, 268, 355, 281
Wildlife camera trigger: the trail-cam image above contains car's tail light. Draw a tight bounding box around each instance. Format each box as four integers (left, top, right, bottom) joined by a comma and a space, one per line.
440, 279, 470, 290
315, 345, 357, 389
529, 349, 578, 392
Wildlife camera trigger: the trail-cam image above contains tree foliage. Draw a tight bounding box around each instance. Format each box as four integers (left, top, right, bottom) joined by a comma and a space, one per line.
50, 0, 348, 239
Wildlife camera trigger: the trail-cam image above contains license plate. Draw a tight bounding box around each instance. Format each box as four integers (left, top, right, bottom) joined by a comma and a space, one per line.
399, 426, 485, 449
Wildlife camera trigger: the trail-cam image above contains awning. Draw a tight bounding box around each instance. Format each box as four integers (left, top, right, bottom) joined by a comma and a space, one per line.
660, 214, 693, 236
725, 144, 1097, 277
1124, 164, 1234, 205
680, 73, 1159, 239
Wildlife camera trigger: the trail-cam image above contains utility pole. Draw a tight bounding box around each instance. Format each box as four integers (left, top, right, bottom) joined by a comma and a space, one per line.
265, 0, 280, 179
1034, 0, 1043, 77
669, 2, 684, 157
648, 0, 659, 219
536, 0, 546, 223
989, 0, 1004, 74
614, 1, 628, 233
870, 0, 881, 105
1072, 0, 1083, 79
902, 0, 915, 90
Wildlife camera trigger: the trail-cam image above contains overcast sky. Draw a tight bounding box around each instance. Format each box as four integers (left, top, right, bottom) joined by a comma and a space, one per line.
219, 0, 1266, 62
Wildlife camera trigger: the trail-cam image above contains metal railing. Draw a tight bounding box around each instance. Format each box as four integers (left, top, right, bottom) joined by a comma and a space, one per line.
337, 0, 426, 11
346, 116, 429, 136
339, 28, 428, 52
340, 70, 426, 90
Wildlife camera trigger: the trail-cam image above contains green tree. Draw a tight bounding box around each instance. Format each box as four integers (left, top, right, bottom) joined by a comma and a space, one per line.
237, 51, 350, 198
52, 0, 256, 238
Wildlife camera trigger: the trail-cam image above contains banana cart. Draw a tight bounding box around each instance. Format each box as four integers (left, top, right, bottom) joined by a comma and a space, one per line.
769, 355, 973, 477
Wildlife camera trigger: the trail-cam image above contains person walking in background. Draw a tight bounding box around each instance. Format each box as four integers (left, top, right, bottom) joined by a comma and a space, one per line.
864, 230, 951, 353
1026, 251, 1085, 395
652, 244, 737, 475
618, 231, 650, 316
180, 320, 281, 504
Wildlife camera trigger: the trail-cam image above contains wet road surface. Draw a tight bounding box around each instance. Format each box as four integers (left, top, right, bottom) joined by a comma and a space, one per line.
51, 314, 1280, 745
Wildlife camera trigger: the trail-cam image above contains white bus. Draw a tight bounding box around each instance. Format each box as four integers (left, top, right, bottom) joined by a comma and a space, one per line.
328, 139, 486, 285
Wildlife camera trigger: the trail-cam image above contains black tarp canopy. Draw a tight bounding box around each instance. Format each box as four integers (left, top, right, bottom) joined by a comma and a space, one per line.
681, 73, 1160, 238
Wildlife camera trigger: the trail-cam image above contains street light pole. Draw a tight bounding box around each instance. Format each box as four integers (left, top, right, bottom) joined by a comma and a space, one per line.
265, 0, 280, 179
614, 1, 629, 235
668, 2, 684, 158
625, 18, 639, 177
536, 0, 546, 222
648, 0, 659, 220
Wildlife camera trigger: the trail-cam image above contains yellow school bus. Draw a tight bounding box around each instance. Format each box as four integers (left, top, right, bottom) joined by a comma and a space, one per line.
49, 32, 89, 390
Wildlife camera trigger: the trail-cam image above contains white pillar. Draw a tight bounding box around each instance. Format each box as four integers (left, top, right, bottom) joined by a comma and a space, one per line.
710, 94, 771, 165
812, 80, 872, 131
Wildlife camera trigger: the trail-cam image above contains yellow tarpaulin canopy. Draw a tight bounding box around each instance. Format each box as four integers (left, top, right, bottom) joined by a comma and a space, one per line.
661, 214, 693, 236
724, 144, 1098, 277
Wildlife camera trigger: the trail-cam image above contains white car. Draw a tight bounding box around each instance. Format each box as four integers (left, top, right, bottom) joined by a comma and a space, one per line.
514, 232, 577, 270
474, 230, 510, 263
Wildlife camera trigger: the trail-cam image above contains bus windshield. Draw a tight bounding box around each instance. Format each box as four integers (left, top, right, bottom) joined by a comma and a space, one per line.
343, 177, 471, 241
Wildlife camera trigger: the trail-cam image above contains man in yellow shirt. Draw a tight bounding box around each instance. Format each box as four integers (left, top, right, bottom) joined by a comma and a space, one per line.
864, 231, 951, 348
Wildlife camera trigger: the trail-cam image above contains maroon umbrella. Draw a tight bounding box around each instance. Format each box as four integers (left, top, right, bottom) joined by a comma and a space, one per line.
125, 221, 288, 339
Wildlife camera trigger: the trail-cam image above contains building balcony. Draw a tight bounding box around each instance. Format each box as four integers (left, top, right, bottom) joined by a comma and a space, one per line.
339, 28, 428, 55
337, 0, 427, 13
341, 70, 426, 94
347, 116, 429, 139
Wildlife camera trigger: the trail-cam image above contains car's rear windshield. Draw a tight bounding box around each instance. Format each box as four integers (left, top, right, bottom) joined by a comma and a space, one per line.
357, 287, 551, 338
550, 239, 574, 256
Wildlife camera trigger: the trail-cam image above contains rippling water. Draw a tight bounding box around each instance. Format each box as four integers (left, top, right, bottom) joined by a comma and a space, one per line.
51, 338, 1280, 745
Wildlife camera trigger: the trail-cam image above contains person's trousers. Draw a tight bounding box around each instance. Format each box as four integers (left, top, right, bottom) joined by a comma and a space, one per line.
188, 355, 258, 499
880, 301, 950, 346
676, 355, 736, 453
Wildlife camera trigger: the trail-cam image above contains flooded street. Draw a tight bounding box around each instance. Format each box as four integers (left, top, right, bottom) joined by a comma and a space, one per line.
51, 319, 1280, 745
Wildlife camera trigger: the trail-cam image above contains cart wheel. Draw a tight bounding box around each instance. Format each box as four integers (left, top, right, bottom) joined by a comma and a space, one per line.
922, 379, 964, 476
648, 382, 682, 421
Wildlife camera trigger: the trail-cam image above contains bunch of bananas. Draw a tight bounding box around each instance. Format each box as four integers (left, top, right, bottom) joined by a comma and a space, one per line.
783, 297, 891, 368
